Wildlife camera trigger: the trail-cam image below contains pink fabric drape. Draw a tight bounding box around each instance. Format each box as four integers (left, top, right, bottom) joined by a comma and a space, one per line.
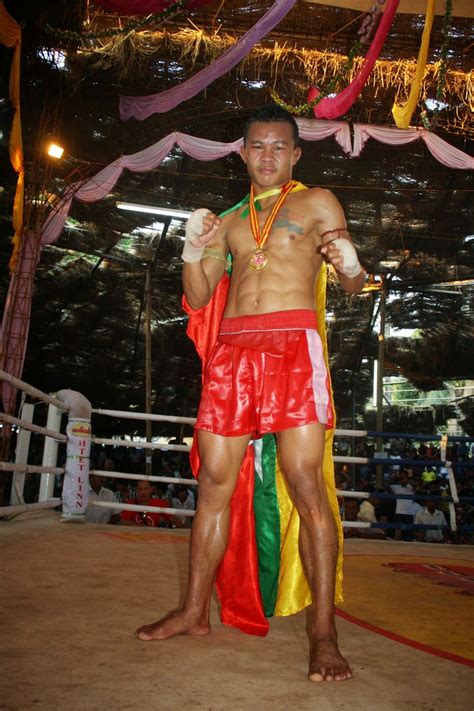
39, 122, 350, 244
352, 124, 474, 170
313, 0, 400, 119
0, 230, 42, 413
297, 118, 352, 155
119, 0, 298, 120
41, 132, 244, 243
422, 132, 474, 171
40, 120, 473, 245
93, 0, 212, 15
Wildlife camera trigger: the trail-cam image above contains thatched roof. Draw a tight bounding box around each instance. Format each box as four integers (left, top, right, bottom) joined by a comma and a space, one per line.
0, 0, 472, 435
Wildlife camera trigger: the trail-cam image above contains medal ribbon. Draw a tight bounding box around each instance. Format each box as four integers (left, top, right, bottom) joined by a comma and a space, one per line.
249, 180, 298, 251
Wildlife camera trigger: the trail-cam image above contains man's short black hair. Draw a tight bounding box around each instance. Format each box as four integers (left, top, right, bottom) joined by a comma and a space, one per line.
243, 104, 300, 147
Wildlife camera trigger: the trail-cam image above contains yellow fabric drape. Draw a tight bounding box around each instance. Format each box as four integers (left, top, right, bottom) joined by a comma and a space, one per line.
0, 4, 23, 271
392, 0, 436, 129
274, 263, 344, 616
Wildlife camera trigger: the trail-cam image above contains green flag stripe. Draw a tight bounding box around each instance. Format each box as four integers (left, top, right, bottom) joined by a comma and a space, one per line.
253, 434, 281, 617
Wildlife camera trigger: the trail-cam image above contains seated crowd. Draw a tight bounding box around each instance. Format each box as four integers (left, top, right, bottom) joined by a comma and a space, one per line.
336, 443, 474, 545
84, 446, 196, 529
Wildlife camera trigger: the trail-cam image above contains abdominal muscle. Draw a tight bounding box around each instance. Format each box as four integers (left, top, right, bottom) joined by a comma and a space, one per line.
223, 245, 322, 317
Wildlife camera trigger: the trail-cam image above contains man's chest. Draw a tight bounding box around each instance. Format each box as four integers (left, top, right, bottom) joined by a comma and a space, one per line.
227, 204, 317, 254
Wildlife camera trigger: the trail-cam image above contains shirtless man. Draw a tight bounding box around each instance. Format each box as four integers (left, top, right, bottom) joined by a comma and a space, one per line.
136, 105, 365, 682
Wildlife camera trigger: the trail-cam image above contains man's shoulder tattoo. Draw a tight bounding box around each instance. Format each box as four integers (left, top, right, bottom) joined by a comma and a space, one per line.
273, 208, 304, 235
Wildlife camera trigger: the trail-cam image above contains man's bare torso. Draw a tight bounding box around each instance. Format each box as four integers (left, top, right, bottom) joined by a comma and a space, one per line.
222, 189, 325, 317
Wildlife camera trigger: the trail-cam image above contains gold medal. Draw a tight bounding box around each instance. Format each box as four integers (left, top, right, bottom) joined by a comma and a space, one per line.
249, 248, 268, 271
248, 180, 297, 271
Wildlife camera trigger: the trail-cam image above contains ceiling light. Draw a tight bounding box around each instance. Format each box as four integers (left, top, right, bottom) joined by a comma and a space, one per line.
47, 143, 64, 159
116, 202, 192, 220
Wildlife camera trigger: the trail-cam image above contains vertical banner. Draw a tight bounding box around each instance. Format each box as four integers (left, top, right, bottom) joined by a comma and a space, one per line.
61, 417, 91, 521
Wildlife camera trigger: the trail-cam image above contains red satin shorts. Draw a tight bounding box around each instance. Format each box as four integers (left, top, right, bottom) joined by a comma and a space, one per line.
195, 309, 334, 438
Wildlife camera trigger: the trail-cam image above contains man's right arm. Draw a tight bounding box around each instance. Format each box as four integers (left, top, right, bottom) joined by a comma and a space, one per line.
182, 210, 229, 310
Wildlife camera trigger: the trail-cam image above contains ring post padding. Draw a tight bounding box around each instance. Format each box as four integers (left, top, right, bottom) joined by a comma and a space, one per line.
57, 390, 92, 523
61, 417, 91, 523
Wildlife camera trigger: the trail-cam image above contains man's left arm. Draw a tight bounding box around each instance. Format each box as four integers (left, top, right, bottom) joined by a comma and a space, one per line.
311, 188, 366, 294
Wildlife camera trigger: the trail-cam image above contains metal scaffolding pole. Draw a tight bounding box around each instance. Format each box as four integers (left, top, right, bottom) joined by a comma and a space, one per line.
375, 279, 386, 488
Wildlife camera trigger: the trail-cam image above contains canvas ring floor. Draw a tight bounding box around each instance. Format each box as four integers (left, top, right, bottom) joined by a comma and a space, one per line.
1, 511, 473, 711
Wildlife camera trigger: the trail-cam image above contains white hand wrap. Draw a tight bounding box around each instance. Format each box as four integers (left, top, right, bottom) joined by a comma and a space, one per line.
332, 238, 362, 279
181, 208, 210, 263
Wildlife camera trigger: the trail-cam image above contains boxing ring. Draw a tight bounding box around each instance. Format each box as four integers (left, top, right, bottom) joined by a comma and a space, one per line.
1, 369, 473, 710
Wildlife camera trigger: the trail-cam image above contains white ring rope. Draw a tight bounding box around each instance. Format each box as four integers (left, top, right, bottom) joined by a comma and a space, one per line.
0, 462, 64, 475
334, 456, 368, 464
0, 413, 67, 441
90, 469, 198, 486
336, 490, 369, 499
92, 437, 190, 452
92, 408, 196, 425
91, 501, 195, 517
0, 369, 70, 411
0, 499, 61, 517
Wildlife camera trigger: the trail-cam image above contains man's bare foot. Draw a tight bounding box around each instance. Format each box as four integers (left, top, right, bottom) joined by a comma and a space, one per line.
135, 608, 210, 641
308, 637, 352, 682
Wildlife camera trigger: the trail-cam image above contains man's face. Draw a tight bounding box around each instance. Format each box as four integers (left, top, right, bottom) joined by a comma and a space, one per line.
136, 481, 152, 502
240, 121, 301, 190
89, 474, 102, 493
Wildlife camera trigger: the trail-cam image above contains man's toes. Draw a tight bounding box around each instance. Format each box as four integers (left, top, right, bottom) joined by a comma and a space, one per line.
135, 626, 155, 640
308, 669, 325, 682
334, 668, 352, 681
136, 630, 150, 640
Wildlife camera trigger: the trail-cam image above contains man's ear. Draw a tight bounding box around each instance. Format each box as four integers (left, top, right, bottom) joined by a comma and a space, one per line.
239, 144, 248, 164
293, 146, 302, 165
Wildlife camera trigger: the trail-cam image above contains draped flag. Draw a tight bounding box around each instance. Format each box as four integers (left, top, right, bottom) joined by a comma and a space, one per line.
392, 0, 436, 128
182, 191, 343, 636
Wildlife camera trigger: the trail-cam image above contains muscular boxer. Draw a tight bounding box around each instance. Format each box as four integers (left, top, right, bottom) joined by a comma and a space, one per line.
136, 105, 365, 682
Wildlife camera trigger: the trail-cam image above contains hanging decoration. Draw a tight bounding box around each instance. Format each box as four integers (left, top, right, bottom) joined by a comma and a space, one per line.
351, 122, 473, 169
0, 231, 42, 416
421, 0, 453, 129
358, 0, 385, 44
0, 4, 23, 272
272, 0, 400, 119
92, 0, 211, 14
392, 0, 436, 129
45, 0, 190, 45
39, 119, 474, 247
119, 0, 298, 120
56, 22, 470, 131
300, 0, 386, 109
